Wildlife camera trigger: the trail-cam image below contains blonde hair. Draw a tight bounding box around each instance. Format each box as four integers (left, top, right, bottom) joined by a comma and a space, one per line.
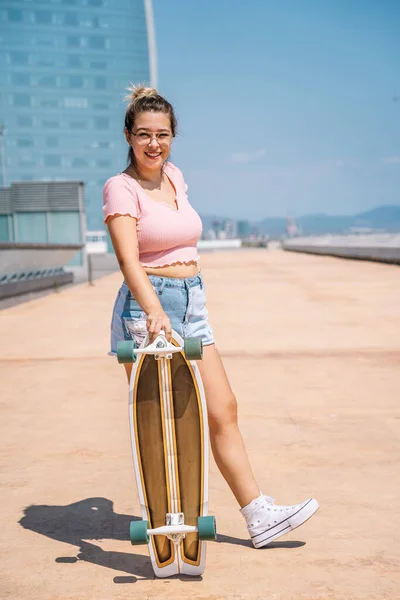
124, 83, 158, 104
124, 83, 177, 167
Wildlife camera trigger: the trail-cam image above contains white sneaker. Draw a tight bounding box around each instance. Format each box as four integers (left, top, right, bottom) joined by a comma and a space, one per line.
240, 495, 319, 548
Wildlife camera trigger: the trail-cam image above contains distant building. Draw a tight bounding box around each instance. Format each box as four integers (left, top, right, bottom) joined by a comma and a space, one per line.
224, 219, 238, 239
0, 0, 156, 230
0, 179, 85, 265
237, 220, 251, 239
286, 215, 299, 237
86, 230, 108, 254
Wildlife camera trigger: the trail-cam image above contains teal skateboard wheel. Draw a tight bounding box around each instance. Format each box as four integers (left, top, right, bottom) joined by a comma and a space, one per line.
197, 515, 216, 541
184, 337, 203, 360
117, 340, 137, 364
129, 520, 149, 545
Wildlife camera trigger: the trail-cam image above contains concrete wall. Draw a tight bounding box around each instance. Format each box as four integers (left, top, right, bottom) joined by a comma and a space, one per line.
0, 242, 83, 300
0, 243, 83, 275
283, 234, 400, 265
198, 239, 242, 250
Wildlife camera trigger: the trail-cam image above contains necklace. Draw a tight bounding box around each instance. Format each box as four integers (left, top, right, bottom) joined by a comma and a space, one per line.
128, 166, 163, 190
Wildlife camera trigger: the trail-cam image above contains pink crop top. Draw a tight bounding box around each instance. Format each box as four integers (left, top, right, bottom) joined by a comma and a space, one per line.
102, 162, 203, 268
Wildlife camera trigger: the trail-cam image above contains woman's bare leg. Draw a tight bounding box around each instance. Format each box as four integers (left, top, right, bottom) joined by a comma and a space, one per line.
196, 344, 260, 508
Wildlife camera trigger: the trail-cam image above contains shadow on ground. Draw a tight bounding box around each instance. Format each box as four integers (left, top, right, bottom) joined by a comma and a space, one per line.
18, 496, 305, 581
19, 497, 154, 580
217, 533, 305, 550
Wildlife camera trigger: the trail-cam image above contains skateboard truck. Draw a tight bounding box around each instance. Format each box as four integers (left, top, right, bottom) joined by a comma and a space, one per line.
153, 333, 174, 361
117, 331, 203, 363
148, 513, 197, 543
130, 512, 216, 545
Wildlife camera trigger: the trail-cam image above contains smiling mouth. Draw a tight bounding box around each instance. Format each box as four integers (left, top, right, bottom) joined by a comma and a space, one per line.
145, 152, 162, 159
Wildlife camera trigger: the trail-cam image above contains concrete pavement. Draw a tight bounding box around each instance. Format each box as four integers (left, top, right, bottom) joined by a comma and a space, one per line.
1, 249, 399, 600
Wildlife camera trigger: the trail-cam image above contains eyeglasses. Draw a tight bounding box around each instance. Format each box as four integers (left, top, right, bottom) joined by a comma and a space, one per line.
131, 130, 172, 145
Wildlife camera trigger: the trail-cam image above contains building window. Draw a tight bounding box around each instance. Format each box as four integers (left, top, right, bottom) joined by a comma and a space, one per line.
64, 97, 88, 109
67, 36, 81, 47
96, 159, 111, 168
13, 94, 31, 107
90, 60, 106, 69
98, 17, 109, 28
94, 77, 106, 90
35, 37, 55, 48
7, 9, 23, 22
18, 116, 33, 128
93, 117, 109, 129
44, 155, 61, 167
40, 99, 58, 108
42, 120, 58, 128
64, 13, 79, 26
17, 139, 34, 148
69, 75, 84, 88
19, 159, 36, 167
93, 101, 108, 110
12, 73, 30, 86
35, 10, 53, 25
38, 75, 57, 87
67, 55, 82, 68
46, 137, 59, 148
88, 36, 105, 49
79, 15, 92, 27
9, 52, 29, 65
72, 158, 88, 167
70, 121, 85, 129
36, 57, 53, 67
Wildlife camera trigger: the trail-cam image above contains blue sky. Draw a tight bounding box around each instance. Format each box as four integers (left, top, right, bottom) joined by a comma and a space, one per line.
153, 0, 400, 219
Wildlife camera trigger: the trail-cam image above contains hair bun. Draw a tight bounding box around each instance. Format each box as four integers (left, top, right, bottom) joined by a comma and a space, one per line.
125, 83, 158, 104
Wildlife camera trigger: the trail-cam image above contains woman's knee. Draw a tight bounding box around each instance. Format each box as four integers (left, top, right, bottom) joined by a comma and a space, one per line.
208, 393, 238, 433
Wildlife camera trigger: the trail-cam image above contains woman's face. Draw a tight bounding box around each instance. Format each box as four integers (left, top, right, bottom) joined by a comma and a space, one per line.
126, 111, 172, 172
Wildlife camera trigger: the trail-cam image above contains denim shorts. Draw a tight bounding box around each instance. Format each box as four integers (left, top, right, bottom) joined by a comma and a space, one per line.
108, 272, 215, 356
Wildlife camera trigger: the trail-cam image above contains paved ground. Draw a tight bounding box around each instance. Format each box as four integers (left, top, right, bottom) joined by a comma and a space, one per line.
1, 249, 399, 600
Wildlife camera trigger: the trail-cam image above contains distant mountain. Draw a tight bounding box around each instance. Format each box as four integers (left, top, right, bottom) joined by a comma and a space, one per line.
252, 217, 287, 236
199, 205, 400, 237
294, 205, 400, 235
352, 206, 400, 229
295, 214, 353, 235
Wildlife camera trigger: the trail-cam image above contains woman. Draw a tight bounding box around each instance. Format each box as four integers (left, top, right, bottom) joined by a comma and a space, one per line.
103, 85, 319, 549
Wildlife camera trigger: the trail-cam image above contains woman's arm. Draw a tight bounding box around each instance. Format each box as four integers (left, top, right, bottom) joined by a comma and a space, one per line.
107, 214, 172, 341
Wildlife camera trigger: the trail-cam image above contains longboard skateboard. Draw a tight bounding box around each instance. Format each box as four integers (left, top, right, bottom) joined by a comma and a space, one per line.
117, 330, 216, 577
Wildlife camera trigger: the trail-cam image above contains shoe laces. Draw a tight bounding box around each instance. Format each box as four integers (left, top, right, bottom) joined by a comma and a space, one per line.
262, 495, 275, 505
249, 496, 296, 528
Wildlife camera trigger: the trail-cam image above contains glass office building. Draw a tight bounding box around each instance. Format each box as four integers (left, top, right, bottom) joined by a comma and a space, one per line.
0, 0, 157, 230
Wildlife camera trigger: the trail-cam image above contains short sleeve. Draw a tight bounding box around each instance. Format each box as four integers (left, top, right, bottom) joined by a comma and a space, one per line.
102, 176, 139, 223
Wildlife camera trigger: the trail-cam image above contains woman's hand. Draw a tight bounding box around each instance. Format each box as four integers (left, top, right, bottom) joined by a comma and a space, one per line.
146, 310, 172, 343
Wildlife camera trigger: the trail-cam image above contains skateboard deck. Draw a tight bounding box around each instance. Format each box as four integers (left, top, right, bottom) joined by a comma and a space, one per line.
119, 330, 215, 577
